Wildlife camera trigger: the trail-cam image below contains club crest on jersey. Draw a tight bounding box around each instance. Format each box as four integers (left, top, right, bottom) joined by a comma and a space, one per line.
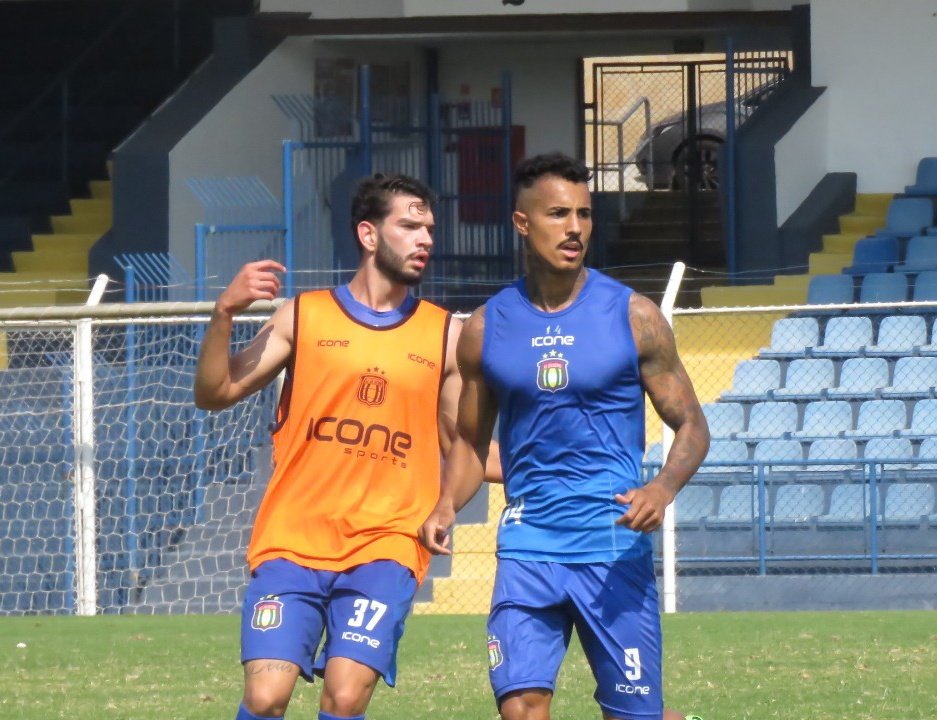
251, 596, 283, 632
537, 352, 569, 392
357, 368, 387, 407
487, 634, 504, 669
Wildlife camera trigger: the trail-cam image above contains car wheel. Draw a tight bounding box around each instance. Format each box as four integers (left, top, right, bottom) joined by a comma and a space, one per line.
670, 134, 723, 191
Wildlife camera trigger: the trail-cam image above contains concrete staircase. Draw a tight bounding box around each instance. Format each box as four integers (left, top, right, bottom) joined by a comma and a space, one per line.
601, 190, 726, 308
699, 193, 892, 307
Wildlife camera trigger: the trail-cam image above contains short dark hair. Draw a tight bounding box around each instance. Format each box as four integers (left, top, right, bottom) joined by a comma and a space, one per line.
350, 172, 436, 239
512, 152, 591, 203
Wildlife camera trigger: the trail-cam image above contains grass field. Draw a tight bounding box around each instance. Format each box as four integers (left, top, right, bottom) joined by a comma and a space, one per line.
1, 611, 935, 719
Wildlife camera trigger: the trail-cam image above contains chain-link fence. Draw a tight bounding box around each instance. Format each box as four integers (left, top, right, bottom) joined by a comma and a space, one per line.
2, 296, 936, 616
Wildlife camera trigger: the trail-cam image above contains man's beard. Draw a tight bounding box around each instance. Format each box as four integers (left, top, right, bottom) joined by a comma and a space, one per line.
375, 234, 425, 287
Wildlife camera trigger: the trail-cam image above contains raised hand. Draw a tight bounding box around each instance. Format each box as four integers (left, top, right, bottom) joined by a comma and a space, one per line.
216, 260, 287, 315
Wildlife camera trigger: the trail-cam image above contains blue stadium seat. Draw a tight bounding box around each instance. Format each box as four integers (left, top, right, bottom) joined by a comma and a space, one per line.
708, 484, 758, 526
902, 270, 937, 314
806, 274, 854, 307
856, 272, 908, 310
874, 197, 935, 239
673, 485, 716, 526
804, 438, 860, 478
904, 157, 937, 196
863, 437, 915, 479
721, 359, 781, 402
697, 439, 751, 477
864, 314, 927, 357
826, 357, 889, 400
818, 484, 881, 525
880, 356, 937, 399
753, 439, 804, 476
759, 317, 818, 359
772, 359, 834, 401
735, 401, 798, 441
883, 483, 935, 524
811, 315, 873, 358
702, 402, 745, 439
895, 235, 937, 273
844, 236, 899, 275
844, 399, 908, 439
919, 317, 937, 356
644, 443, 663, 469
898, 399, 937, 439
790, 400, 853, 440
772, 483, 825, 523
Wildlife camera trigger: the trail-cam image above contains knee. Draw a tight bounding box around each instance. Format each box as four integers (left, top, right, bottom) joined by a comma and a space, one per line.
499, 689, 552, 720
242, 685, 290, 718
320, 684, 369, 717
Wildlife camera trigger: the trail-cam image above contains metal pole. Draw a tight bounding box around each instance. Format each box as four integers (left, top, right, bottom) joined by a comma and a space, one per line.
195, 224, 206, 302
501, 71, 514, 274
123, 267, 140, 574
757, 465, 767, 576
73, 274, 109, 615
724, 37, 738, 280
659, 261, 685, 614
360, 65, 372, 175
869, 463, 879, 575
283, 141, 295, 298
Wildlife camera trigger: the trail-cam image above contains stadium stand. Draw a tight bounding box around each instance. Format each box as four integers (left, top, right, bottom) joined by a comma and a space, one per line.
895, 236, 937, 273
722, 359, 782, 401
811, 315, 872, 357
864, 314, 927, 356
844, 235, 899, 275
904, 157, 937, 197
702, 402, 746, 439
772, 358, 833, 401
735, 401, 798, 441
758, 317, 818, 358
790, 400, 853, 440
843, 399, 908, 439
826, 357, 889, 400
880, 357, 937, 399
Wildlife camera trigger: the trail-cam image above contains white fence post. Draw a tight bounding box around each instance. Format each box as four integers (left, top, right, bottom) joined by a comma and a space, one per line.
659, 262, 685, 615
73, 275, 110, 616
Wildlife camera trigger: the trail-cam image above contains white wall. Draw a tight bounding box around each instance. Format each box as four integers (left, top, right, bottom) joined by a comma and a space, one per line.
168, 38, 314, 273
775, 91, 828, 224
811, 0, 937, 192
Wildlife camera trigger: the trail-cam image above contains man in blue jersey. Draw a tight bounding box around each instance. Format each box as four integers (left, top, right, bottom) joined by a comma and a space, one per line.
420, 153, 710, 720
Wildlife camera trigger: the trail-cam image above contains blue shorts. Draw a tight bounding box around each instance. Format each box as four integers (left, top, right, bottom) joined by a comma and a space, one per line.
487, 555, 663, 720
240, 558, 417, 686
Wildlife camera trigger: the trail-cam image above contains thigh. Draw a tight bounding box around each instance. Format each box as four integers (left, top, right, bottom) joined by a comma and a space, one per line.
487, 559, 572, 703
567, 555, 663, 720
315, 560, 417, 687
241, 558, 331, 682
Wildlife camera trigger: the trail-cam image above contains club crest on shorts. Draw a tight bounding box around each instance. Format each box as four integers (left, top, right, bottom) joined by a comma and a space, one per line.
487, 634, 504, 670
537, 352, 569, 393
357, 368, 387, 407
251, 595, 283, 632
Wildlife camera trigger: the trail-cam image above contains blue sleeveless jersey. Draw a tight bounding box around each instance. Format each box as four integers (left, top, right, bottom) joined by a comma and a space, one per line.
482, 270, 649, 562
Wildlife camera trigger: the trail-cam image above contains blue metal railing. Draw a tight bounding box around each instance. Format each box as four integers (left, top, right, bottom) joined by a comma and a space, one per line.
644, 455, 937, 575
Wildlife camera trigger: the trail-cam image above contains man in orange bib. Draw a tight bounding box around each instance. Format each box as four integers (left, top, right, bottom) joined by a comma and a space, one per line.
195, 174, 484, 720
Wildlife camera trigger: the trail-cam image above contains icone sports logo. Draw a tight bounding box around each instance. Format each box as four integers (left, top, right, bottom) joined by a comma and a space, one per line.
407, 353, 437, 369
317, 339, 350, 347
341, 631, 381, 648
530, 323, 575, 348
305, 416, 412, 468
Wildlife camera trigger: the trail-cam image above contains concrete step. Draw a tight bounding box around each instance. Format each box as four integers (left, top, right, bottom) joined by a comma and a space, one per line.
50, 213, 110, 234
30, 233, 100, 253
821, 232, 865, 254
854, 193, 894, 216
808, 251, 851, 275
13, 249, 89, 273
838, 213, 883, 235
89, 180, 113, 199
69, 198, 112, 218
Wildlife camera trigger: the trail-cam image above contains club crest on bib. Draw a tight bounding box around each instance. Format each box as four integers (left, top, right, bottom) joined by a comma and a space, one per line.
251, 595, 283, 631
357, 367, 387, 407
537, 351, 569, 392
487, 634, 504, 669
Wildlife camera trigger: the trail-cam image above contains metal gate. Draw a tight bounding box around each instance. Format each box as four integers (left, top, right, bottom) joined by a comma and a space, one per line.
278, 67, 519, 311
584, 52, 790, 278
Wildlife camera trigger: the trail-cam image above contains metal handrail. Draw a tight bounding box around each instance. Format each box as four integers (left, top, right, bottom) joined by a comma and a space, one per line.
584, 95, 654, 213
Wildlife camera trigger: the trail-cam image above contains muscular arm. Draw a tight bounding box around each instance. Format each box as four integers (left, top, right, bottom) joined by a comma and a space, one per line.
420, 306, 500, 553
617, 293, 710, 532
194, 261, 294, 410
438, 313, 503, 483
